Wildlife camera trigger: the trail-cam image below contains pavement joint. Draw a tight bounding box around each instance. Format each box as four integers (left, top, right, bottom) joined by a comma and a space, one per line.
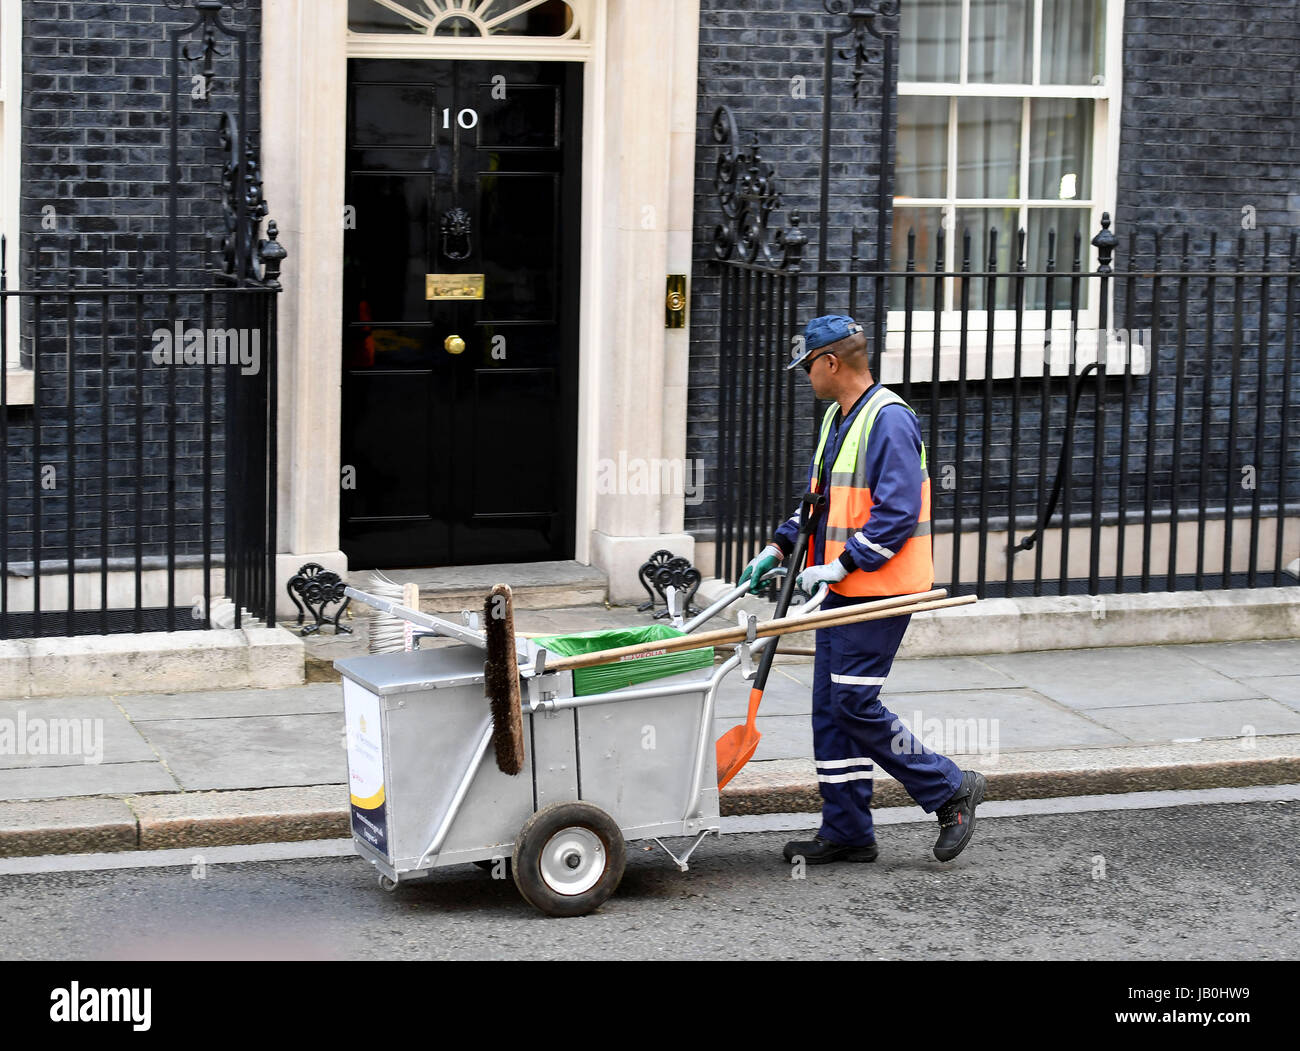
109, 694, 185, 793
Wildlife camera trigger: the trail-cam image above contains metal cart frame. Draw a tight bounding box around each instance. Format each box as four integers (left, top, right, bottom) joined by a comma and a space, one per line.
338, 576, 827, 915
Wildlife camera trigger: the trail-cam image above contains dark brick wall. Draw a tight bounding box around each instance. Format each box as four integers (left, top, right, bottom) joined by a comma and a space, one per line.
20, 0, 263, 286
3, 0, 264, 570
1107, 0, 1300, 577
688, 0, 1300, 592
1115, 0, 1300, 236
688, 0, 897, 542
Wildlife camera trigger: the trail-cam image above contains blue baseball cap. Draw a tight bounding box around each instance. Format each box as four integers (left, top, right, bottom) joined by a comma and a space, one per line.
787, 315, 864, 371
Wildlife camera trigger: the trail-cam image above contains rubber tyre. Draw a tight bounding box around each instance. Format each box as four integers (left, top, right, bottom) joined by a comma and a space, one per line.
512, 802, 626, 918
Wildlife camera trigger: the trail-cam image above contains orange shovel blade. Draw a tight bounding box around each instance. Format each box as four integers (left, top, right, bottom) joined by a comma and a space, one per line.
716, 687, 764, 789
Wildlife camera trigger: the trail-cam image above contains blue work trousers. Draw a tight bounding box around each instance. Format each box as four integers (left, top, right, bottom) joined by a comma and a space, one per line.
813, 590, 964, 846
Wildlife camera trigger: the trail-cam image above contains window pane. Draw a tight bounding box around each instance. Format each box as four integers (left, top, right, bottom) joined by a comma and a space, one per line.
492, 1, 575, 36
957, 98, 1021, 198
1028, 208, 1092, 310
1041, 0, 1107, 85
349, 0, 419, 32
890, 207, 945, 310
896, 96, 949, 199
968, 0, 1033, 83
955, 208, 1018, 310
901, 0, 961, 82
1028, 99, 1094, 200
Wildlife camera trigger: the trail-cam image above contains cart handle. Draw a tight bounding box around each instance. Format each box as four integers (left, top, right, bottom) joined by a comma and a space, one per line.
680, 569, 782, 635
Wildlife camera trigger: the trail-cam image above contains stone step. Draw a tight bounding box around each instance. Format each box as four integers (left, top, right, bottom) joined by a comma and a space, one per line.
303, 562, 621, 681
351, 560, 608, 614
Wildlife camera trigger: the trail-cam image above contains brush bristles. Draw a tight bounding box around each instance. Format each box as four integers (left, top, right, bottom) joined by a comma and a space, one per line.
484, 584, 525, 776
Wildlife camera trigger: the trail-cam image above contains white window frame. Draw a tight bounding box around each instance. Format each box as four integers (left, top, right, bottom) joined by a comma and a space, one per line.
884, 0, 1137, 383
1, 0, 30, 404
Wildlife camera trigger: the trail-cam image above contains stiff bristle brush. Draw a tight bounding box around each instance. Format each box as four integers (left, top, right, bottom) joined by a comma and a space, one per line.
366, 572, 420, 654
483, 583, 525, 776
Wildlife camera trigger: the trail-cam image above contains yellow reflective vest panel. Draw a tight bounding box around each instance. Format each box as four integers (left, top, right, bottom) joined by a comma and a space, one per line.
808, 386, 934, 597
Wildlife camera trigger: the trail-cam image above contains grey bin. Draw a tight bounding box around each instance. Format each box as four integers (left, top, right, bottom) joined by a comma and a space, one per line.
335, 644, 722, 885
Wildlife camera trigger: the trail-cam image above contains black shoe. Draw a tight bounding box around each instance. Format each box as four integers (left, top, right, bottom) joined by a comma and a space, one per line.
933, 770, 986, 862
783, 835, 878, 865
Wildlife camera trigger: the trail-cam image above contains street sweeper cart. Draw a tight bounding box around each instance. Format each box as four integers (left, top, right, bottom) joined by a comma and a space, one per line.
335, 487, 969, 916
336, 572, 972, 917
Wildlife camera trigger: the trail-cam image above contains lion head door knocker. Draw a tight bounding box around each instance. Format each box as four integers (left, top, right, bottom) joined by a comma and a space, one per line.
440, 207, 473, 262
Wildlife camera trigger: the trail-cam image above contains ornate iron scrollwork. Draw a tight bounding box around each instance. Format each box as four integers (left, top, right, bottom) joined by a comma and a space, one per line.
217, 111, 285, 286
218, 112, 264, 280
824, 0, 901, 103
165, 3, 285, 289
440, 208, 473, 261
167, 0, 251, 98
286, 564, 353, 636
711, 106, 808, 268
637, 550, 703, 620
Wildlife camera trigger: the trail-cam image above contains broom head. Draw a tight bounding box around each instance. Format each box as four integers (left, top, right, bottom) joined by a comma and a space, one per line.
484, 584, 526, 775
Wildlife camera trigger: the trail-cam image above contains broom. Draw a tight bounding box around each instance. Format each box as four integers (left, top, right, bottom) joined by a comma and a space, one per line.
366, 572, 421, 654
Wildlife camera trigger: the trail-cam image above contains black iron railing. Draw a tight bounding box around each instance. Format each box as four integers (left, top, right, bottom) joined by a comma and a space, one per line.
0, 239, 280, 639
713, 216, 1300, 599
0, 1, 285, 640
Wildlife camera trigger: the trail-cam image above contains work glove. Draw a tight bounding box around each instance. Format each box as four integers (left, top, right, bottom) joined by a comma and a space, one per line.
739, 544, 783, 593
795, 559, 850, 594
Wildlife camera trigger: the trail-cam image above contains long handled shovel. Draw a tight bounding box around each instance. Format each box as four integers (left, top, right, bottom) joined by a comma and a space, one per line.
716, 492, 825, 789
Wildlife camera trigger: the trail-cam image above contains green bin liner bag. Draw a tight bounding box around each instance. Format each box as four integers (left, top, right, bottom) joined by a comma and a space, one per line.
532, 625, 714, 697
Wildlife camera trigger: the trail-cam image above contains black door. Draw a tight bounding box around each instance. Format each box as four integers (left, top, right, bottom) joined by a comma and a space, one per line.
342, 59, 582, 568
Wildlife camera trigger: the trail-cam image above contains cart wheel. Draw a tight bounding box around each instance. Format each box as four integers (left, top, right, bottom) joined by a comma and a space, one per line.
378, 874, 397, 893
512, 802, 626, 918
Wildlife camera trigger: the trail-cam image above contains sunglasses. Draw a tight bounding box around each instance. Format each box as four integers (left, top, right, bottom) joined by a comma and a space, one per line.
800, 349, 836, 374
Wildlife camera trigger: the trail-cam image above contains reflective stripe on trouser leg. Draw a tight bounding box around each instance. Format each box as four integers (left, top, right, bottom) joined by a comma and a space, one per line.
821, 597, 964, 815
812, 626, 876, 846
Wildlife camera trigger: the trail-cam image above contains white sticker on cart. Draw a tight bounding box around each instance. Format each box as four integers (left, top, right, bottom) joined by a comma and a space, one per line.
343, 681, 388, 856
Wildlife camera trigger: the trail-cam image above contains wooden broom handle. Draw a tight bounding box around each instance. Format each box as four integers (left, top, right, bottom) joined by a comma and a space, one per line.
541, 590, 966, 673
541, 589, 941, 672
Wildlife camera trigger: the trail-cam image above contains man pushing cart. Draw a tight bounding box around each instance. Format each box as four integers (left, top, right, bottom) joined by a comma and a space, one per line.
739, 314, 987, 866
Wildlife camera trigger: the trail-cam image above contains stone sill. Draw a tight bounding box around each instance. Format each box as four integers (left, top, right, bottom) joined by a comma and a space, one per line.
2, 367, 34, 406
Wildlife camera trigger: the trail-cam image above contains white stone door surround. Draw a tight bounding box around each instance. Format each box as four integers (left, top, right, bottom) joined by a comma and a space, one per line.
261, 0, 700, 607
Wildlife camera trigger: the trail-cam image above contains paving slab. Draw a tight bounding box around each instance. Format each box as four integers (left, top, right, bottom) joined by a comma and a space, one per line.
1079, 697, 1300, 744
116, 683, 344, 722
885, 655, 1024, 693
978, 646, 1260, 709
713, 671, 812, 718
0, 796, 138, 857
136, 713, 347, 791
1237, 675, 1300, 713
0, 696, 155, 768
883, 689, 1129, 754
772, 654, 1023, 694
1169, 639, 1300, 680
712, 714, 813, 762
0, 761, 177, 802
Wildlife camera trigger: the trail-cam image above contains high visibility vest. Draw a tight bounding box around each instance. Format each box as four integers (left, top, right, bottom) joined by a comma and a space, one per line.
809, 386, 933, 597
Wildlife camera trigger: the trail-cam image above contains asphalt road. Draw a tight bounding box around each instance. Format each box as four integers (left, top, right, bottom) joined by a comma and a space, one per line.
1, 798, 1297, 961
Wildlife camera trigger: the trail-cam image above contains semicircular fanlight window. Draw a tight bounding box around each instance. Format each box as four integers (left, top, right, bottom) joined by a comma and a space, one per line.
348, 0, 580, 39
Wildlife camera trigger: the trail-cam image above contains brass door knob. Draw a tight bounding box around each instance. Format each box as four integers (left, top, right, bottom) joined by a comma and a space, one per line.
444, 334, 466, 355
